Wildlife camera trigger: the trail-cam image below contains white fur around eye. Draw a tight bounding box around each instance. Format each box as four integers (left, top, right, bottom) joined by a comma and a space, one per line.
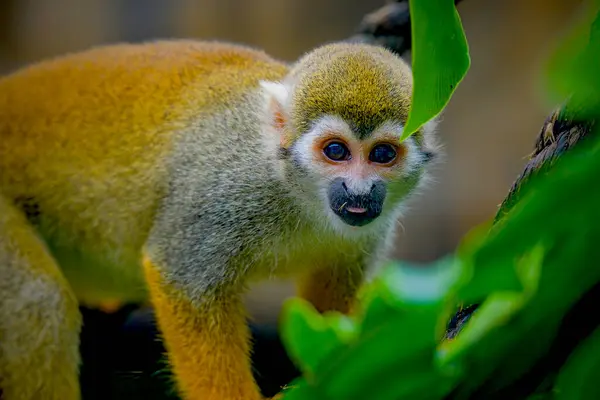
369, 121, 428, 176
291, 115, 352, 168
292, 129, 320, 168
289, 114, 432, 181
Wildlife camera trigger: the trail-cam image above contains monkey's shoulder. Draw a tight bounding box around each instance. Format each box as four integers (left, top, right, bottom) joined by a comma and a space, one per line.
0, 40, 288, 220
0, 39, 289, 121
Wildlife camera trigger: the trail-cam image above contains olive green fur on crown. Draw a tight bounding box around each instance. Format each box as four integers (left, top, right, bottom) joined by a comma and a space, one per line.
287, 43, 415, 141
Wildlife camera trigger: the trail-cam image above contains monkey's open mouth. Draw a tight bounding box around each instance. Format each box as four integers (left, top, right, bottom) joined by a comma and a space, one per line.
333, 203, 381, 227
346, 206, 367, 213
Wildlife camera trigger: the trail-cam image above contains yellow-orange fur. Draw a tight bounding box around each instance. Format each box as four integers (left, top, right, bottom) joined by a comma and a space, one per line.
0, 195, 81, 400
0, 40, 288, 305
0, 39, 429, 400
296, 266, 364, 314
144, 258, 261, 400
0, 40, 288, 400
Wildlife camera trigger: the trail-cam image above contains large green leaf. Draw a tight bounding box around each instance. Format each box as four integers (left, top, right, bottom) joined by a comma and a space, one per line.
452, 221, 523, 304
280, 298, 358, 379
554, 326, 600, 399
544, 0, 600, 121
441, 125, 600, 397
402, 0, 470, 139
280, 260, 463, 400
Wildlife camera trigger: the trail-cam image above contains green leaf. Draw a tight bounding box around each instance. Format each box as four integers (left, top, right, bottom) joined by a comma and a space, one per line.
442, 125, 600, 397
280, 260, 463, 400
448, 220, 522, 304
439, 244, 544, 367
544, 1, 600, 121
554, 326, 600, 400
402, 0, 470, 139
279, 298, 358, 379
324, 269, 454, 396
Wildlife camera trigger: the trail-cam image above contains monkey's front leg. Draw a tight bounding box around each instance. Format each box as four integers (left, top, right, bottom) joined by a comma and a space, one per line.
143, 256, 263, 400
297, 264, 365, 315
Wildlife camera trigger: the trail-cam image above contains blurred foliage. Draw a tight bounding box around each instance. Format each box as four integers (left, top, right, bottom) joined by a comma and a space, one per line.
279, 1, 600, 399
544, 0, 600, 122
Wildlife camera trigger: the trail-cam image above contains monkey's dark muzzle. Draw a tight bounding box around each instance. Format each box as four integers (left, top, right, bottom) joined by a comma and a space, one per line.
328, 178, 386, 227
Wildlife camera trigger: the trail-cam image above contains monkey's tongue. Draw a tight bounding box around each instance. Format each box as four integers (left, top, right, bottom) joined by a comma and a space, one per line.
347, 206, 367, 214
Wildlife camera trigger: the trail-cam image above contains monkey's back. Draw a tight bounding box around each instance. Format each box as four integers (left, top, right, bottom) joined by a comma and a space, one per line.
0, 40, 289, 305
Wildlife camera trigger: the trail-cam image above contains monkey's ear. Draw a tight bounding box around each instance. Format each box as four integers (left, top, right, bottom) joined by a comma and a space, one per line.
259, 81, 291, 135
260, 81, 289, 106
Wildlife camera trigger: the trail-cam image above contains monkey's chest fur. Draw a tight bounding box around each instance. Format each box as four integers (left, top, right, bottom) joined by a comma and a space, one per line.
46, 216, 368, 308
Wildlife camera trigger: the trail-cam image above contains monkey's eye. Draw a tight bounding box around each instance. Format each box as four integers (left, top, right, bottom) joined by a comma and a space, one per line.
323, 141, 350, 161
369, 143, 397, 164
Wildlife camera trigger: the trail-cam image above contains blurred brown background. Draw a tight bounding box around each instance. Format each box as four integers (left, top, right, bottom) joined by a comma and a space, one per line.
0, 0, 583, 322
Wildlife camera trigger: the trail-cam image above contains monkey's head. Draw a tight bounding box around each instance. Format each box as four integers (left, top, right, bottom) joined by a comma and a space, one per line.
260, 42, 438, 235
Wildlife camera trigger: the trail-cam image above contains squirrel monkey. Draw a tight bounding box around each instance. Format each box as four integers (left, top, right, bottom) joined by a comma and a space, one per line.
0, 40, 438, 400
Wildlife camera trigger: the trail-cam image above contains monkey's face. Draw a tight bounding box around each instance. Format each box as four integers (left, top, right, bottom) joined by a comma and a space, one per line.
288, 115, 434, 233
258, 41, 437, 235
